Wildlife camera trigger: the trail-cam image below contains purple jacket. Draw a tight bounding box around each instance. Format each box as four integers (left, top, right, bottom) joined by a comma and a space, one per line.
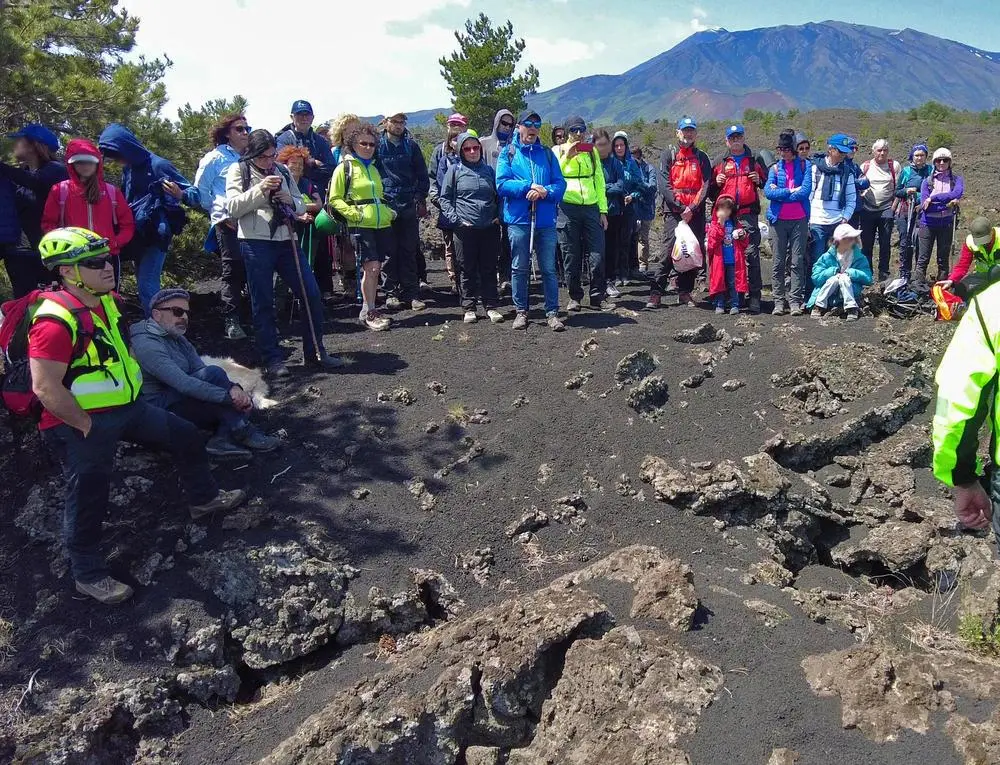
920, 172, 964, 228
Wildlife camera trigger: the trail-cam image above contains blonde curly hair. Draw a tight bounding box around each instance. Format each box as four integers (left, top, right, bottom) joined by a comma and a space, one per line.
329, 113, 361, 149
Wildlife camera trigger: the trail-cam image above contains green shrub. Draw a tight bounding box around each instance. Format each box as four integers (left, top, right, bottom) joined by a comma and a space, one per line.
958, 613, 1000, 656
928, 129, 956, 150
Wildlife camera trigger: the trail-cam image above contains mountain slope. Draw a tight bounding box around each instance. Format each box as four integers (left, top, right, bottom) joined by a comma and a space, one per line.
525, 21, 1000, 124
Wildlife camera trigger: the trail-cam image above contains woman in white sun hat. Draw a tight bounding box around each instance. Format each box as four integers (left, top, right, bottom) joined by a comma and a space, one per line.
806, 221, 873, 321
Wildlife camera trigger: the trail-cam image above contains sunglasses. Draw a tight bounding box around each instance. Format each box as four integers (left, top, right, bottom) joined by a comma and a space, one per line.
157, 306, 189, 318
798, 145, 811, 151
568, 126, 586, 134
78, 255, 113, 270
499, 120, 514, 128
521, 120, 542, 129
357, 141, 376, 149
935, 158, 951, 163
462, 146, 481, 153
778, 146, 794, 152
233, 125, 250, 134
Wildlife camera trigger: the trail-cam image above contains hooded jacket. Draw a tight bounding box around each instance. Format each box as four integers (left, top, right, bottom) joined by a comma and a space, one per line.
609, 134, 645, 217
706, 217, 749, 297
276, 124, 335, 193
130, 318, 231, 409
920, 170, 964, 228
806, 244, 873, 308
894, 161, 931, 220
554, 142, 608, 213
375, 129, 429, 212
496, 132, 567, 228
633, 157, 658, 221
41, 139, 135, 256
710, 146, 767, 215
0, 158, 68, 248
223, 161, 305, 241
97, 124, 199, 250
808, 158, 856, 226
480, 110, 514, 171
328, 154, 395, 230
601, 153, 626, 217
438, 133, 498, 229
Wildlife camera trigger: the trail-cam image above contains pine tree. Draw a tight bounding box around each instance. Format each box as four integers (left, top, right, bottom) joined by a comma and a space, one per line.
438, 13, 540, 135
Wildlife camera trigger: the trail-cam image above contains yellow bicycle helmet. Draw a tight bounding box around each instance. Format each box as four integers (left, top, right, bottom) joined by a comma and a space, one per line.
38, 227, 110, 268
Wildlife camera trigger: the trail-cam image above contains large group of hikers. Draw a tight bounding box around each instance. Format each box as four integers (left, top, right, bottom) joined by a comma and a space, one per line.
1, 98, 998, 605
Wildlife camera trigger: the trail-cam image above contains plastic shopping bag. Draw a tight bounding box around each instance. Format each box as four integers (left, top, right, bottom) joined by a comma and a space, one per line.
671, 220, 704, 273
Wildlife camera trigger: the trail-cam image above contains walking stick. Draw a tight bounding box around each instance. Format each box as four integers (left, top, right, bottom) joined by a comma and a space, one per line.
529, 157, 538, 281
286, 219, 324, 360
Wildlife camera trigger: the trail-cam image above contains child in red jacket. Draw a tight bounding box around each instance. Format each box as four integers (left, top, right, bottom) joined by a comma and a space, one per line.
706, 195, 749, 314
41, 138, 134, 285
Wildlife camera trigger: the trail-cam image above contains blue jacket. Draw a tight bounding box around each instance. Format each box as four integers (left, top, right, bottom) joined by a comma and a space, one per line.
194, 143, 241, 225
434, 149, 462, 231
806, 244, 873, 308
0, 159, 68, 247
98, 124, 199, 250
633, 159, 658, 221
844, 157, 870, 193
276, 125, 335, 194
375, 130, 430, 212
601, 155, 626, 217
496, 133, 566, 228
764, 157, 812, 224
0, 176, 19, 244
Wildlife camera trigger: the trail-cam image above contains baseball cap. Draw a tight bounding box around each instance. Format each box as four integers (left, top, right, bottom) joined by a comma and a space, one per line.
833, 223, 863, 242
726, 123, 745, 138
7, 123, 60, 153
447, 113, 469, 127
827, 133, 852, 154
970, 217, 994, 247
677, 116, 698, 130
565, 115, 587, 131
518, 110, 541, 124
290, 100, 314, 115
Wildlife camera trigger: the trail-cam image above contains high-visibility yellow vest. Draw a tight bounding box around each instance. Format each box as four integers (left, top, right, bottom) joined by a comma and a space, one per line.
966, 228, 1000, 275
31, 293, 143, 410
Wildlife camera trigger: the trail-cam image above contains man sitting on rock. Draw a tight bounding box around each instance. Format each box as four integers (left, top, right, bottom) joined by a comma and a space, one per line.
130, 288, 280, 459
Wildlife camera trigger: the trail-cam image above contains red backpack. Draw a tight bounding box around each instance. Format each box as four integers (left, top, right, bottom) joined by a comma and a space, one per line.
0, 289, 94, 419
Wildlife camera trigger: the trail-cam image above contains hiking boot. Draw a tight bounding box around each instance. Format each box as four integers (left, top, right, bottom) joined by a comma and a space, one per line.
546, 312, 565, 331
76, 576, 134, 605
811, 307, 823, 318
606, 283, 622, 299
645, 293, 661, 310
729, 306, 740, 316
748, 295, 761, 314
266, 363, 291, 379
206, 435, 253, 460
566, 299, 582, 312
845, 307, 860, 322
385, 296, 403, 310
190, 488, 247, 520
512, 311, 528, 330
365, 311, 390, 332
789, 303, 804, 316
232, 425, 281, 452
410, 298, 427, 312
224, 316, 247, 340
772, 302, 786, 316
463, 310, 478, 324
486, 309, 505, 324
306, 352, 347, 370
678, 292, 695, 307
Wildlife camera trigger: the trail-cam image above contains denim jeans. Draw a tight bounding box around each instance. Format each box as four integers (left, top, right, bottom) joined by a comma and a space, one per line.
136, 244, 167, 314
166, 365, 246, 436
812, 272, 860, 309
240, 238, 326, 366
808, 222, 839, 292
509, 223, 559, 315
557, 202, 606, 304
41, 400, 217, 582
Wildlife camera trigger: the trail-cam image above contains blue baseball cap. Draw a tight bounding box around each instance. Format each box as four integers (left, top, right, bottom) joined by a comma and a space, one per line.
846, 136, 859, 150
827, 133, 852, 153
290, 99, 314, 115
677, 116, 698, 130
726, 123, 745, 138
7, 123, 60, 153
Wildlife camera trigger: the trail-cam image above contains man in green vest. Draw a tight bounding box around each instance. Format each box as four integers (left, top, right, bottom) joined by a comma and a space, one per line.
28, 227, 246, 605
937, 216, 1000, 301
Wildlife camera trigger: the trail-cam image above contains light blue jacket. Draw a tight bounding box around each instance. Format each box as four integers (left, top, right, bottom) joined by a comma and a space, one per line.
806, 244, 873, 308
194, 143, 241, 225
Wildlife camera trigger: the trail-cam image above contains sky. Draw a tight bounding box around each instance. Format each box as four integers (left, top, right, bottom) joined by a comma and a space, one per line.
119, 0, 983, 130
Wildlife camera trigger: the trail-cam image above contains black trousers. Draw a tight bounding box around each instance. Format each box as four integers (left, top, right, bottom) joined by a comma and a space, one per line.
649, 211, 705, 296
454, 225, 501, 310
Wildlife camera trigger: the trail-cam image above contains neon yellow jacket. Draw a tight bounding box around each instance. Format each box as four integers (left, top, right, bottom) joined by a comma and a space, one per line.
553, 144, 607, 213
32, 293, 143, 411
932, 285, 1000, 486
327, 155, 395, 230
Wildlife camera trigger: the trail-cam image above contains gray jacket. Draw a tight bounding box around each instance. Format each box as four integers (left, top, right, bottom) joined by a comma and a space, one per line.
438, 133, 498, 229
129, 319, 229, 408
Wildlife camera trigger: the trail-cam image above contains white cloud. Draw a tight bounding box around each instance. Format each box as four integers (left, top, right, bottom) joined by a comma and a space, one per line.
524, 37, 606, 66
120, 0, 471, 129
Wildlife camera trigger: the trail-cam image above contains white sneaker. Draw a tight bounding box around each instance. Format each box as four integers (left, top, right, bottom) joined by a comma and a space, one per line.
606, 283, 622, 298
512, 311, 528, 330
486, 309, 504, 324
464, 310, 478, 324
546, 312, 565, 331
566, 299, 582, 312
410, 299, 427, 312
385, 296, 403, 310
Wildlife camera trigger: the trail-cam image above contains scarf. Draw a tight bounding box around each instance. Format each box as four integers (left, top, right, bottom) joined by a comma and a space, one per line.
813, 157, 848, 208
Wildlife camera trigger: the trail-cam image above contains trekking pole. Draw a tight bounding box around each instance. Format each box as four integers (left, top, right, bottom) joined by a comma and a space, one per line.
286, 218, 324, 360
529, 158, 538, 281
352, 231, 363, 305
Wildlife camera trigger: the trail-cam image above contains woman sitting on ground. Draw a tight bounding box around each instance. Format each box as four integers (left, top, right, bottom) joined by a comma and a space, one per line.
806, 222, 872, 321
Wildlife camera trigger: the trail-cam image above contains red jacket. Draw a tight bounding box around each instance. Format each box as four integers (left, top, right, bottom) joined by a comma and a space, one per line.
710, 148, 766, 215
41, 138, 135, 256
706, 218, 749, 297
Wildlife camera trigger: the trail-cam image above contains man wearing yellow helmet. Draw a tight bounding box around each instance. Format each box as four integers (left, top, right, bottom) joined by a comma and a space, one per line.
27, 227, 246, 605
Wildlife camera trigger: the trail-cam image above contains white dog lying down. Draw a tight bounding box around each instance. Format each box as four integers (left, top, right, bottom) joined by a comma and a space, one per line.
200, 356, 278, 409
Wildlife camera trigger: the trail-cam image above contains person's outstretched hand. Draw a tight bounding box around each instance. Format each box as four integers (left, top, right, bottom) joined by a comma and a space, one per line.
954, 482, 992, 530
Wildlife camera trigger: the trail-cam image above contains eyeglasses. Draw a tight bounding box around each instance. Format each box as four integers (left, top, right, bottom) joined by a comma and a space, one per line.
357, 141, 376, 149
77, 255, 113, 270
260, 152, 276, 160
521, 120, 542, 129
568, 126, 586, 134
462, 146, 481, 153
233, 125, 250, 134
157, 306, 189, 318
